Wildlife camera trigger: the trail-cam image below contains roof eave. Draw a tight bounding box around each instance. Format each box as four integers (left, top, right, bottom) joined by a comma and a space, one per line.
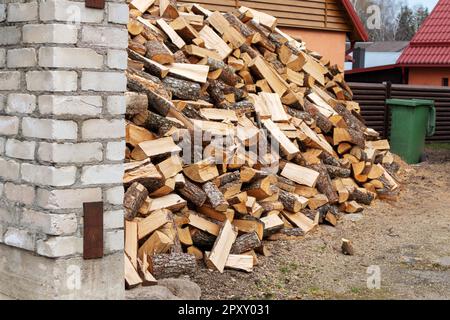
340, 0, 369, 42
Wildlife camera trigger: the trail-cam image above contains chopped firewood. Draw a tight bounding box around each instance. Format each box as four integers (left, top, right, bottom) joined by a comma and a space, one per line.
308, 194, 329, 210
262, 119, 299, 160
232, 219, 264, 240
131, 137, 181, 161
124, 182, 149, 220
203, 181, 229, 212
279, 189, 308, 213
341, 238, 354, 255
148, 194, 187, 212
125, 92, 148, 117
206, 220, 238, 272
126, 122, 155, 147
187, 245, 204, 260
183, 158, 219, 183
281, 162, 319, 188
138, 230, 173, 259
230, 231, 261, 254
125, 220, 138, 269
260, 214, 284, 236
125, 253, 142, 289
149, 253, 197, 279
145, 40, 174, 65
177, 226, 193, 246
178, 179, 207, 207
244, 175, 277, 200
340, 201, 363, 213
281, 211, 316, 234
137, 209, 172, 240
188, 213, 221, 236
156, 155, 183, 179
199, 25, 232, 60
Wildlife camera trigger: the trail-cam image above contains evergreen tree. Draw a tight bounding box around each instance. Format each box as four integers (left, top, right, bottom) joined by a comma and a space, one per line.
395, 5, 416, 41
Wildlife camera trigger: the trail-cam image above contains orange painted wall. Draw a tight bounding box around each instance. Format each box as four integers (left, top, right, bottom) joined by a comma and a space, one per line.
408, 67, 450, 86
280, 27, 347, 68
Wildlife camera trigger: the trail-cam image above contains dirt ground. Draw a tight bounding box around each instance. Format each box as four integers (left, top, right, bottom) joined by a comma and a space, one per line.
192, 146, 450, 300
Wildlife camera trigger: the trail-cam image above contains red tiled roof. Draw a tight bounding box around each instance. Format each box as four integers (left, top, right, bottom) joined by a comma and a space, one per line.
397, 0, 450, 66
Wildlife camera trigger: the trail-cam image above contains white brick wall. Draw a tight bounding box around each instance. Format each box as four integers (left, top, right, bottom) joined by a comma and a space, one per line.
39, 47, 103, 69
39, 95, 102, 116
0, 71, 21, 90
81, 72, 127, 92
106, 141, 125, 161
108, 3, 129, 24
5, 139, 36, 160
4, 182, 35, 205
38, 142, 103, 163
4, 228, 35, 251
37, 188, 102, 210
26, 71, 78, 92
6, 94, 36, 114
104, 210, 125, 229
23, 24, 78, 44
81, 164, 124, 185
21, 209, 78, 236
0, 157, 20, 181
0, 137, 5, 155
107, 96, 126, 115
82, 119, 125, 140
22, 118, 78, 140
0, 116, 20, 135
106, 186, 124, 206
36, 236, 82, 257
105, 230, 124, 253
7, 2, 38, 22
40, 0, 104, 23
0, 4, 5, 22
0, 26, 21, 45
107, 49, 128, 70
7, 48, 37, 68
0, 49, 5, 68
81, 26, 128, 48
21, 163, 77, 187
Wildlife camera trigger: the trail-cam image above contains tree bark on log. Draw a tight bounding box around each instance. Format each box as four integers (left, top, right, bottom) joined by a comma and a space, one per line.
214, 171, 241, 187
259, 201, 284, 213
124, 182, 148, 221
203, 181, 229, 212
325, 164, 351, 179
304, 101, 333, 133
127, 48, 169, 78
132, 109, 182, 136
349, 187, 375, 205
230, 232, 261, 254
310, 164, 339, 204
145, 40, 174, 65
190, 228, 217, 250
334, 104, 367, 133
203, 57, 240, 86
278, 189, 303, 213
224, 13, 260, 44
125, 91, 148, 118
178, 179, 207, 207
162, 76, 201, 100
286, 107, 314, 123
148, 253, 197, 279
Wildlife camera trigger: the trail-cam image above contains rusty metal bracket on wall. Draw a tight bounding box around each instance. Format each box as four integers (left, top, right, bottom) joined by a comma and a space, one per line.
85, 0, 105, 9
83, 202, 104, 259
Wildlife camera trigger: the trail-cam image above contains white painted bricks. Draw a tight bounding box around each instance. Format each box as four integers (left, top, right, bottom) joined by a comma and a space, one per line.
81, 72, 127, 92
108, 3, 129, 25
21, 209, 78, 236
6, 94, 36, 114
5, 139, 36, 160
37, 188, 102, 210
107, 49, 128, 70
22, 118, 77, 140
7, 48, 37, 68
21, 163, 76, 187
23, 24, 78, 44
106, 186, 124, 206
0, 49, 5, 67
4, 228, 35, 251
0, 116, 20, 135
36, 236, 83, 257
81, 164, 124, 185
40, 0, 104, 23
38, 142, 103, 163
39, 47, 103, 69
39, 95, 102, 116
7, 2, 38, 22
4, 183, 35, 205
106, 141, 125, 161
105, 230, 124, 253
0, 26, 21, 45
82, 119, 125, 140
0, 157, 20, 181
107, 96, 126, 115
82, 26, 128, 49
0, 4, 5, 22
0, 71, 21, 90
104, 210, 124, 229
26, 71, 78, 92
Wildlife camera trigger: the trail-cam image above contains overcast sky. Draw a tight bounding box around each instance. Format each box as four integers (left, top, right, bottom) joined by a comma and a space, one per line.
407, 0, 439, 9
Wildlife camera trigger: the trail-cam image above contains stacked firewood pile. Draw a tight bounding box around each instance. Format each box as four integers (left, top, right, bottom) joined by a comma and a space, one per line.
123, 0, 401, 288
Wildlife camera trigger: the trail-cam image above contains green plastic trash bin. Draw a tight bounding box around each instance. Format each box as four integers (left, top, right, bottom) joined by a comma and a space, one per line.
386, 98, 436, 164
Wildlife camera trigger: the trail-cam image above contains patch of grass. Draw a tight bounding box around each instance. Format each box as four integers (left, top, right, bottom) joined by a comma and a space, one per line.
426, 143, 450, 150
350, 287, 361, 294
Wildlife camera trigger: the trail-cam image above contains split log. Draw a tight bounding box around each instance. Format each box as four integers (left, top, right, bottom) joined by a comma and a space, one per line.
124, 162, 164, 192
145, 40, 174, 65
127, 48, 170, 78
125, 91, 148, 118
348, 187, 375, 205
148, 253, 197, 279
162, 76, 201, 100
213, 171, 241, 187
190, 228, 217, 250
159, 0, 179, 19
206, 220, 238, 272
310, 164, 339, 204
230, 231, 261, 254
203, 181, 229, 212
124, 182, 148, 220
341, 238, 354, 256
177, 179, 207, 207
325, 164, 351, 179
278, 189, 308, 213
132, 109, 182, 136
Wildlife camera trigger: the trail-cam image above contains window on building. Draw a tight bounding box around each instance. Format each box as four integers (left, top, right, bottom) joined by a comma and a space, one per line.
443, 78, 449, 87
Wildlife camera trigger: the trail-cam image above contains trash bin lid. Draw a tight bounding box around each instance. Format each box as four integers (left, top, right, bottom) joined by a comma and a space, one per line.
386, 98, 434, 107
